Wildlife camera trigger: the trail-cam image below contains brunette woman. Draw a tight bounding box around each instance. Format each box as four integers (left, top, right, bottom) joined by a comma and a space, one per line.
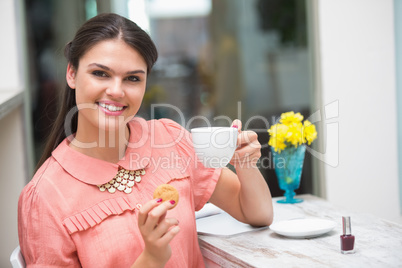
18, 13, 273, 268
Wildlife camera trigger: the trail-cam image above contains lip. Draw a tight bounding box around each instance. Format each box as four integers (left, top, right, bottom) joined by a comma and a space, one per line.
98, 100, 126, 107
97, 101, 127, 116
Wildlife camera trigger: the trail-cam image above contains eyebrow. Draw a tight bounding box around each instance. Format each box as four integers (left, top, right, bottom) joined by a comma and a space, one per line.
89, 63, 146, 75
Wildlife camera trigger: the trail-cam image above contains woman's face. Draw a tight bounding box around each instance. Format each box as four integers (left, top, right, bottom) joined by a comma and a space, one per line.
66, 38, 147, 135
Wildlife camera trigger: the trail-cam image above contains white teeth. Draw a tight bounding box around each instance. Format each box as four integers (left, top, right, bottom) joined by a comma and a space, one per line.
99, 103, 124, 112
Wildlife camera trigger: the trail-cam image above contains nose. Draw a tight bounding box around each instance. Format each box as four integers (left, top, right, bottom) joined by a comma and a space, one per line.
106, 79, 125, 98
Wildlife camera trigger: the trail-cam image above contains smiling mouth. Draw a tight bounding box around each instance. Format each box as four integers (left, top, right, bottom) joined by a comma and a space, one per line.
98, 102, 126, 112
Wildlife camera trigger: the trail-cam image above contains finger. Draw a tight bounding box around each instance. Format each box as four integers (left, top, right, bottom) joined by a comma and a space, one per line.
231, 119, 242, 132
143, 200, 176, 228
157, 211, 167, 225
236, 131, 259, 149
234, 146, 261, 161
236, 135, 261, 158
231, 132, 262, 166
138, 198, 163, 226
153, 217, 180, 238
230, 152, 261, 167
158, 225, 181, 246
141, 201, 177, 240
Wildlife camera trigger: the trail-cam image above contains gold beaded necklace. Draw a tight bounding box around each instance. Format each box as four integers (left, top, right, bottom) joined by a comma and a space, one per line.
97, 167, 145, 194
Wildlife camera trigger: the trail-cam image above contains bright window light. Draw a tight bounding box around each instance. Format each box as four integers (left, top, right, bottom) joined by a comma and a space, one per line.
146, 0, 211, 18
128, 0, 150, 33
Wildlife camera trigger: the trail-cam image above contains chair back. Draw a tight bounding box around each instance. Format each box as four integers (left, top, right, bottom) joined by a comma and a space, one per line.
10, 246, 26, 268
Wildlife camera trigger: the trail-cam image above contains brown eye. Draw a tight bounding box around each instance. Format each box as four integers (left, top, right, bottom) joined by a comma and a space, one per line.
92, 70, 108, 77
126, 76, 140, 82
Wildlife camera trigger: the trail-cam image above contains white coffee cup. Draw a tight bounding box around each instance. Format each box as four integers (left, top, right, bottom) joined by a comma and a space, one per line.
191, 127, 238, 168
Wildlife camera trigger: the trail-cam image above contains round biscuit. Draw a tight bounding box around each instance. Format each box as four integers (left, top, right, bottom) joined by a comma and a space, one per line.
153, 184, 179, 209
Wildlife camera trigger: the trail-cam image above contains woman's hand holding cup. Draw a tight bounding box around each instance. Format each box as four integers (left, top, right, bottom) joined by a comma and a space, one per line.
191, 119, 261, 169
230, 119, 261, 169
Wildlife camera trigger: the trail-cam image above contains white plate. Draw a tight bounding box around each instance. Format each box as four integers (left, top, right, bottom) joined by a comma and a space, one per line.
269, 218, 336, 238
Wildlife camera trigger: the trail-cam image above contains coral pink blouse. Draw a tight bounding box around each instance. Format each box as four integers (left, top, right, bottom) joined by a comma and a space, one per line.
18, 118, 221, 267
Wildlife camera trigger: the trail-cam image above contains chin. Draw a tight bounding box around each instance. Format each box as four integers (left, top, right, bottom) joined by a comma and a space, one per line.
97, 118, 128, 133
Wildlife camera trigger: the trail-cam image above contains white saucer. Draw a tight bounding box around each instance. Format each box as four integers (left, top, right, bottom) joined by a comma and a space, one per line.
269, 218, 336, 238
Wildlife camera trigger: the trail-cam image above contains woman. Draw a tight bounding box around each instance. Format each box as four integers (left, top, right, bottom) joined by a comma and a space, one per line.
18, 13, 273, 267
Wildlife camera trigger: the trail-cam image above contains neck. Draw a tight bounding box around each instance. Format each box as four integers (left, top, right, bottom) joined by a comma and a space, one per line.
70, 123, 130, 163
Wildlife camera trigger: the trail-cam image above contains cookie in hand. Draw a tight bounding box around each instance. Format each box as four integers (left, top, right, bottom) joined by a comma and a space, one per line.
153, 184, 179, 209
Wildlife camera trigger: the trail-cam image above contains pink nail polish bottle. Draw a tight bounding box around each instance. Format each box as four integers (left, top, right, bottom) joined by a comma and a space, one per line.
340, 216, 355, 254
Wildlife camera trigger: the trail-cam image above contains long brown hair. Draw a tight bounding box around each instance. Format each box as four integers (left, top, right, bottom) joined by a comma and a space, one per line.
35, 13, 158, 171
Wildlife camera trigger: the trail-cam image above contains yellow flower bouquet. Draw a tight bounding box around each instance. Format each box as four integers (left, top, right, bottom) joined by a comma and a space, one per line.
268, 111, 317, 203
268, 111, 317, 153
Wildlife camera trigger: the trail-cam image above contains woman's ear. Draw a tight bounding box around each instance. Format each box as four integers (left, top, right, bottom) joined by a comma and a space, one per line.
66, 63, 76, 89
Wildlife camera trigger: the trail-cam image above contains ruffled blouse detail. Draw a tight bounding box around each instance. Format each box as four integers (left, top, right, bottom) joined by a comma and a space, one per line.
63, 196, 138, 234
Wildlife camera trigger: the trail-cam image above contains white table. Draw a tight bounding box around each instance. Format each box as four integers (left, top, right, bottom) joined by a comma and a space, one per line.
197, 194, 402, 267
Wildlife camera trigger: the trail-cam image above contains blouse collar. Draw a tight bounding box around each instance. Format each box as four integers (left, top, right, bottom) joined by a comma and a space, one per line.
52, 117, 151, 185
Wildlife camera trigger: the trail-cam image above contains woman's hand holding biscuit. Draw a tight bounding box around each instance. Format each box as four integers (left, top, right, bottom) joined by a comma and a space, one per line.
136, 197, 179, 266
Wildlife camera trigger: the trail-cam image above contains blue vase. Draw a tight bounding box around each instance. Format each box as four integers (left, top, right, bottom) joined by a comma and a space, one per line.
271, 145, 306, 203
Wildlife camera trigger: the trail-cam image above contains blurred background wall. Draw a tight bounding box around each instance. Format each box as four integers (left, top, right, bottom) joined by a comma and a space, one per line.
316, 0, 401, 224
1, 0, 401, 266
0, 0, 32, 266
